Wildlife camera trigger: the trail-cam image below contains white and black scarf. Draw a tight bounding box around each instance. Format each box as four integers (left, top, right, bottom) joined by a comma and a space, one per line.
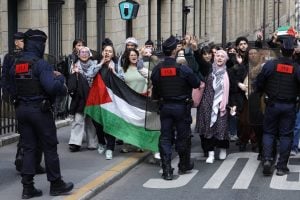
210, 63, 226, 127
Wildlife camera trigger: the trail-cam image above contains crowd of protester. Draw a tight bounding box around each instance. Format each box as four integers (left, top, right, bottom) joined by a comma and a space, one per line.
3, 27, 300, 191
49, 28, 300, 165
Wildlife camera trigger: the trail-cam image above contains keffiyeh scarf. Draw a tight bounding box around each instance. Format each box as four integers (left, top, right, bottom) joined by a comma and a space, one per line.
210, 63, 226, 127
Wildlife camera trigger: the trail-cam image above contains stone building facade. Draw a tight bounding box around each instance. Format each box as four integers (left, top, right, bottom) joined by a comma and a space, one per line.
0, 0, 297, 61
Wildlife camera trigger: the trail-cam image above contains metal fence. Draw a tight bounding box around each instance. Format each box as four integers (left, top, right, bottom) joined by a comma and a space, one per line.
0, 54, 70, 136
0, 59, 17, 135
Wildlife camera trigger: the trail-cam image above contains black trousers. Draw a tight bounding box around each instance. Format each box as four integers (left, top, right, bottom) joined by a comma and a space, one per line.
16, 134, 43, 170
93, 120, 116, 151
16, 103, 61, 182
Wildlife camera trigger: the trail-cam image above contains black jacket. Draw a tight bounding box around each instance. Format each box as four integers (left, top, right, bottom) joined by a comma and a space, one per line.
67, 73, 90, 115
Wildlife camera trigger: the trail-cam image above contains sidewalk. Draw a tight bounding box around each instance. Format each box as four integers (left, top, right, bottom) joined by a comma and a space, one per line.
0, 119, 151, 200
0, 118, 72, 147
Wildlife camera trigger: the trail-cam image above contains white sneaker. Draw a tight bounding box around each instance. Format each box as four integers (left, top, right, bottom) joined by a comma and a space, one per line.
97, 144, 106, 154
206, 151, 215, 164
105, 150, 113, 160
219, 148, 227, 160
290, 150, 297, 156
230, 135, 239, 142
153, 152, 161, 160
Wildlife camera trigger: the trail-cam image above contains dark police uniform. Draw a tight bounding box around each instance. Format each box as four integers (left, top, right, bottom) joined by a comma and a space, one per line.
1, 32, 24, 103
11, 29, 73, 199
151, 36, 200, 180
1, 32, 45, 174
255, 37, 300, 176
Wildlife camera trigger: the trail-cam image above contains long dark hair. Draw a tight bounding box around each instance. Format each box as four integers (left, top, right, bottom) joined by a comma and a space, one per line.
100, 44, 118, 63
200, 46, 211, 56
123, 49, 139, 73
72, 39, 86, 50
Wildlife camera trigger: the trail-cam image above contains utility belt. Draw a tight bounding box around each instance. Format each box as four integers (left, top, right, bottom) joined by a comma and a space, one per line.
160, 98, 193, 105
16, 99, 53, 113
264, 96, 298, 104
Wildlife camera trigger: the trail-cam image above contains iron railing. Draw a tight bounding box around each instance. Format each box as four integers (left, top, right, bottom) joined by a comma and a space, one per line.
0, 58, 17, 135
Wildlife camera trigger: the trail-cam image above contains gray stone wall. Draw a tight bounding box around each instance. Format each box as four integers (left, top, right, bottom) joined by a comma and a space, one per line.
0, 0, 297, 58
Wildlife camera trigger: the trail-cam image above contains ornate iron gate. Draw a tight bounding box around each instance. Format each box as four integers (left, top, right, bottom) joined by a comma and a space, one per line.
75, 0, 87, 42
48, 0, 64, 61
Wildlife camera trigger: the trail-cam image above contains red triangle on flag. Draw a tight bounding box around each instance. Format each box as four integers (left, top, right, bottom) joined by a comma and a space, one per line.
86, 74, 112, 106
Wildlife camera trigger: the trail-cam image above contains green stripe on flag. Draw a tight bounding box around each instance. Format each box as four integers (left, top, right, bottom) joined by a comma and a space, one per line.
277, 26, 290, 31
85, 106, 160, 152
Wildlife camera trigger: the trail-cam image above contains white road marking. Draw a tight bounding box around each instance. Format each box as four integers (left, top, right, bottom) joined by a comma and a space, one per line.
203, 152, 260, 189
270, 154, 300, 190
143, 153, 201, 189
144, 152, 300, 190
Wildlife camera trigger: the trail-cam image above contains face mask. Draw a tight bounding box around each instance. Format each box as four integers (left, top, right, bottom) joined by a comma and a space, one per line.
228, 53, 236, 59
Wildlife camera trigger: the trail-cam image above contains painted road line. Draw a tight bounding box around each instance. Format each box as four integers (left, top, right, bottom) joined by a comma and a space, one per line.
203, 152, 260, 189
270, 154, 300, 190
143, 153, 200, 189
63, 152, 148, 200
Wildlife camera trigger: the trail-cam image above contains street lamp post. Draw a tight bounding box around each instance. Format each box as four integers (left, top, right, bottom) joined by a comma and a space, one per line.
277, 0, 280, 27
273, 0, 282, 31
263, 0, 266, 42
273, 0, 276, 32
183, 6, 191, 36
222, 0, 227, 47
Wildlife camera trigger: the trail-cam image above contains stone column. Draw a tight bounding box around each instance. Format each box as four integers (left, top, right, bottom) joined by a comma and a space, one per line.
62, 0, 75, 55
18, 0, 48, 33
0, 0, 8, 56
86, 0, 97, 50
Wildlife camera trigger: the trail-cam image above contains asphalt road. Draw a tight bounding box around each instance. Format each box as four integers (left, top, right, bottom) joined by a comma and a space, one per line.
92, 136, 300, 200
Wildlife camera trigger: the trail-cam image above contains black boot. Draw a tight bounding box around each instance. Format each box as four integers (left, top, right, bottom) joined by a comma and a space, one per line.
263, 160, 274, 176
50, 178, 74, 196
22, 186, 43, 199
178, 138, 194, 174
162, 163, 174, 180
21, 175, 42, 199
178, 152, 194, 174
69, 144, 80, 152
161, 156, 173, 180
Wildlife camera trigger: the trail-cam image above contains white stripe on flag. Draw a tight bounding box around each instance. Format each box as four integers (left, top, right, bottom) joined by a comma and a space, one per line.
101, 88, 147, 127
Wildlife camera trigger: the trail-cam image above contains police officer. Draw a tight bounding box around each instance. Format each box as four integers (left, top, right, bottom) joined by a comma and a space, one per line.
2, 32, 25, 103
1, 32, 45, 174
11, 29, 73, 199
255, 36, 300, 176
151, 35, 200, 180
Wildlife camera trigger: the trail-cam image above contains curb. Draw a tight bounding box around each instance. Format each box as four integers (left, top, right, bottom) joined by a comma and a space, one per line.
0, 133, 20, 147
0, 118, 72, 148
58, 152, 152, 200
81, 152, 151, 200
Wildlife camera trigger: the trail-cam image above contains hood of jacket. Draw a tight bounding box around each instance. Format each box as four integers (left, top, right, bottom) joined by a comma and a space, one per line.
23, 39, 45, 58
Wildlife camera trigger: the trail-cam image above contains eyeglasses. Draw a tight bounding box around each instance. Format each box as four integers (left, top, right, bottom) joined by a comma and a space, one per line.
79, 51, 89, 55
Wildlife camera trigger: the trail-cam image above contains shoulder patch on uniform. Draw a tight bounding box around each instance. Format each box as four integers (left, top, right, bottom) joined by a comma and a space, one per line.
160, 67, 177, 77
276, 64, 293, 74
15, 63, 29, 74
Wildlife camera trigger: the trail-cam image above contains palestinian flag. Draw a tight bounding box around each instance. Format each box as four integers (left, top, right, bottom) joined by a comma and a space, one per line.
84, 67, 160, 152
277, 26, 297, 37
